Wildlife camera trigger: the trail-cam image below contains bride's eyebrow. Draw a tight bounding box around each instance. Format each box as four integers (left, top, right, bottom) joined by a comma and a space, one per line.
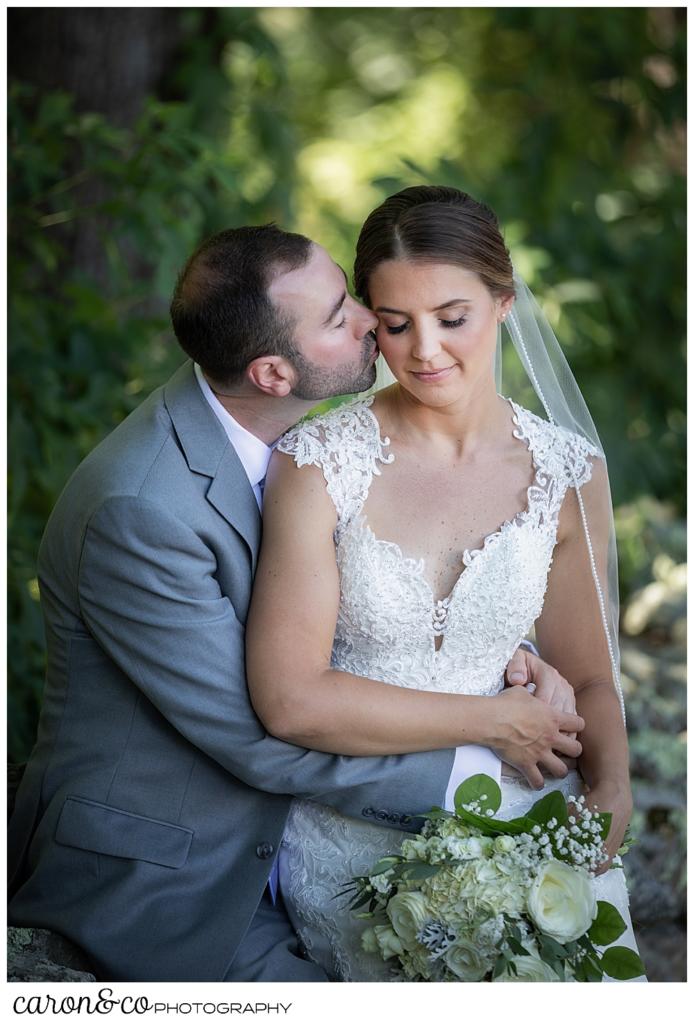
375, 298, 472, 314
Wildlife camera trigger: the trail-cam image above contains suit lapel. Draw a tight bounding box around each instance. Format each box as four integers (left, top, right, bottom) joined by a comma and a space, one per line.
164, 362, 261, 570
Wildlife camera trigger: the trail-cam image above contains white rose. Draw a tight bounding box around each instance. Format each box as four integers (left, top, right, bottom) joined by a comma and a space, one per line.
386, 891, 429, 947
443, 936, 491, 981
374, 924, 406, 960
527, 860, 597, 943
493, 947, 561, 983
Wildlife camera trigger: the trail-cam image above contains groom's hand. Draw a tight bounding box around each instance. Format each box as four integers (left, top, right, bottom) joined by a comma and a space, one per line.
505, 648, 577, 731
491, 686, 584, 790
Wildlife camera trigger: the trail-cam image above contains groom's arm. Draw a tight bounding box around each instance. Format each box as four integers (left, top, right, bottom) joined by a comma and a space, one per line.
77, 495, 454, 829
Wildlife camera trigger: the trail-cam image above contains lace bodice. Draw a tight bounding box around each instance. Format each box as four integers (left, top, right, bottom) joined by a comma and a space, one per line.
274, 397, 639, 983
278, 396, 600, 698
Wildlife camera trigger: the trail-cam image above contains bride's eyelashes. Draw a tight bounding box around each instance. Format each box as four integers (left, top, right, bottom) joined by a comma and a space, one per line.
381, 315, 468, 335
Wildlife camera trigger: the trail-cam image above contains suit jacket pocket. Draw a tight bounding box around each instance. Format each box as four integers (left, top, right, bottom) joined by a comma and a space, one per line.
55, 796, 194, 869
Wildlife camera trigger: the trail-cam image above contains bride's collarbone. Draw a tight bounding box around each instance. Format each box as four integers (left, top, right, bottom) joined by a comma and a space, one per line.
362, 468, 531, 552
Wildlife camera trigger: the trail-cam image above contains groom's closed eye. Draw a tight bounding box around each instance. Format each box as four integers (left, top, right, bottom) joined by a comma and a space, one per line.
323, 290, 346, 328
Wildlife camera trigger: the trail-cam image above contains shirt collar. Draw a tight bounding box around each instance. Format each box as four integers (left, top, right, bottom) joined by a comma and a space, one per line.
194, 363, 272, 489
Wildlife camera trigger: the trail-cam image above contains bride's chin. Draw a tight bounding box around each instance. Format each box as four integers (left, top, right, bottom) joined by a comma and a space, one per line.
401, 381, 465, 406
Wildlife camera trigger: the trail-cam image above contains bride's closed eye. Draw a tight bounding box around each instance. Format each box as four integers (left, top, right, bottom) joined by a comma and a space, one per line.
381, 315, 468, 335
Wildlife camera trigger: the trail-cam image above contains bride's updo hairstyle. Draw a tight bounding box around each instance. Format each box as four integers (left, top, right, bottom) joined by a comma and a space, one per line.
354, 185, 515, 306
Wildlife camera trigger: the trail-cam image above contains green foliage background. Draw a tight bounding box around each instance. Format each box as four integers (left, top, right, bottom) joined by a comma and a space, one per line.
8, 7, 685, 764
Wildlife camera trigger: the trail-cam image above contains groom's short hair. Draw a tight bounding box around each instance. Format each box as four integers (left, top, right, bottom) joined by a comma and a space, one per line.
170, 224, 312, 385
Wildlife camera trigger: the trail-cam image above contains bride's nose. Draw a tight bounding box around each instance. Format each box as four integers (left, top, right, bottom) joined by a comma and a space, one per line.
410, 325, 442, 362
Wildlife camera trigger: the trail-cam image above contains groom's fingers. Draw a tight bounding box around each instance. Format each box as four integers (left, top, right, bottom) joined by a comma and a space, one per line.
557, 710, 585, 735
519, 763, 545, 790
540, 753, 571, 779
505, 647, 529, 685
552, 731, 583, 758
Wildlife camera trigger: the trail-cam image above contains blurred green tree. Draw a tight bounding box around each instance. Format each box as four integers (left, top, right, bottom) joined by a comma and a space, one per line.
7, 7, 685, 760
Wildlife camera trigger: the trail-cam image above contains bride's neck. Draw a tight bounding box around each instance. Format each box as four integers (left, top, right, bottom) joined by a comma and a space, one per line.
380, 378, 506, 455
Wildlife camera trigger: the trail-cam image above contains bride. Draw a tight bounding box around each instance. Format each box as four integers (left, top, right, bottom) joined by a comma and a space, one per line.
246, 186, 643, 981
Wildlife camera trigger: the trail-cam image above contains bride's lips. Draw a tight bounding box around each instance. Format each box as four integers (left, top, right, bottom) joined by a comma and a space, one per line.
410, 366, 456, 383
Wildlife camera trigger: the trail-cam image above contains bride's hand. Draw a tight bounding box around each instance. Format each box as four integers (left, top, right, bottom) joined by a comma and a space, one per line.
505, 648, 577, 730
577, 782, 633, 875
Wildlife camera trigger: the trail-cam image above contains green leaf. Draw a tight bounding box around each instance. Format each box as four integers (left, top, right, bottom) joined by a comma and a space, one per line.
526, 789, 569, 826
401, 862, 441, 880
588, 901, 627, 946
348, 890, 377, 911
508, 937, 530, 957
454, 805, 530, 836
492, 954, 508, 979
369, 856, 401, 875
596, 810, 612, 841
424, 806, 454, 821
538, 934, 568, 959
574, 955, 603, 982
551, 959, 566, 980
600, 946, 646, 980
454, 773, 502, 815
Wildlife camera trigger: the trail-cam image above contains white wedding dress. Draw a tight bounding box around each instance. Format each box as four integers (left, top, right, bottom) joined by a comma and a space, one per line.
276, 396, 643, 982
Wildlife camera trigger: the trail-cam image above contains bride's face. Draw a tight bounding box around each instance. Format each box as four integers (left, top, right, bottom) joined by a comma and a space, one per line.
368, 260, 513, 405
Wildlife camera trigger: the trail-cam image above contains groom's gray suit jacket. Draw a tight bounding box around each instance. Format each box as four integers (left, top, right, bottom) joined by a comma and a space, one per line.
8, 360, 455, 982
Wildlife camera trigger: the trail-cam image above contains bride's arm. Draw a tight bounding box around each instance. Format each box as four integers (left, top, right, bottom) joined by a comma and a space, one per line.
534, 459, 632, 865
246, 451, 583, 767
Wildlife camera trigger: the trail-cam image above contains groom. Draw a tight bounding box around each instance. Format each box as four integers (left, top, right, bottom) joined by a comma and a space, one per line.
8, 224, 584, 982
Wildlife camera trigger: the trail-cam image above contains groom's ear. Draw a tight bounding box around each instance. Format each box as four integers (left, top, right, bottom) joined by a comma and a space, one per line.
245, 355, 294, 398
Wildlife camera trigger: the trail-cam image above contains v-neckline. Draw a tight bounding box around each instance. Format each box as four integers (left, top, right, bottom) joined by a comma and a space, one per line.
353, 396, 541, 615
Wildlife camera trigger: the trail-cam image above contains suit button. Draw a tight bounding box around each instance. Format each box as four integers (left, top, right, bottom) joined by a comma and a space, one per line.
362, 807, 375, 817
401, 814, 412, 825
375, 810, 387, 821
389, 813, 400, 823
256, 843, 274, 859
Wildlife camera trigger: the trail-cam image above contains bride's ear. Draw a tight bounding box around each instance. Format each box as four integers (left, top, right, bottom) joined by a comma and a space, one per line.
245, 356, 294, 397
497, 293, 515, 323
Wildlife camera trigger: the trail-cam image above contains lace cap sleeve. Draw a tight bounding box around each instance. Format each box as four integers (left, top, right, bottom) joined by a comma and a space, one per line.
511, 401, 603, 494
557, 427, 603, 491
276, 397, 393, 526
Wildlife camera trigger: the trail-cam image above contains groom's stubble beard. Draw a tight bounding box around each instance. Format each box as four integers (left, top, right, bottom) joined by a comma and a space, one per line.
288, 333, 378, 401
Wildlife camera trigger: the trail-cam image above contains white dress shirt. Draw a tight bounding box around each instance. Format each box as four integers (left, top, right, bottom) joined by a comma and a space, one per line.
194, 363, 501, 811
194, 363, 272, 510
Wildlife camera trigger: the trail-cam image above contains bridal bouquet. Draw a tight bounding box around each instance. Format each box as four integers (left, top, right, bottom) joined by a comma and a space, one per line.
347, 775, 644, 982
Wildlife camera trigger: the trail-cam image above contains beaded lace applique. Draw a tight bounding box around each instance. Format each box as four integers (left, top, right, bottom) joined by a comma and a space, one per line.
278, 396, 599, 697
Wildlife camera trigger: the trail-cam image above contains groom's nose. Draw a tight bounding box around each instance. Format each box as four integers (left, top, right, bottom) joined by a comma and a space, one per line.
346, 295, 378, 336
356, 304, 378, 336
